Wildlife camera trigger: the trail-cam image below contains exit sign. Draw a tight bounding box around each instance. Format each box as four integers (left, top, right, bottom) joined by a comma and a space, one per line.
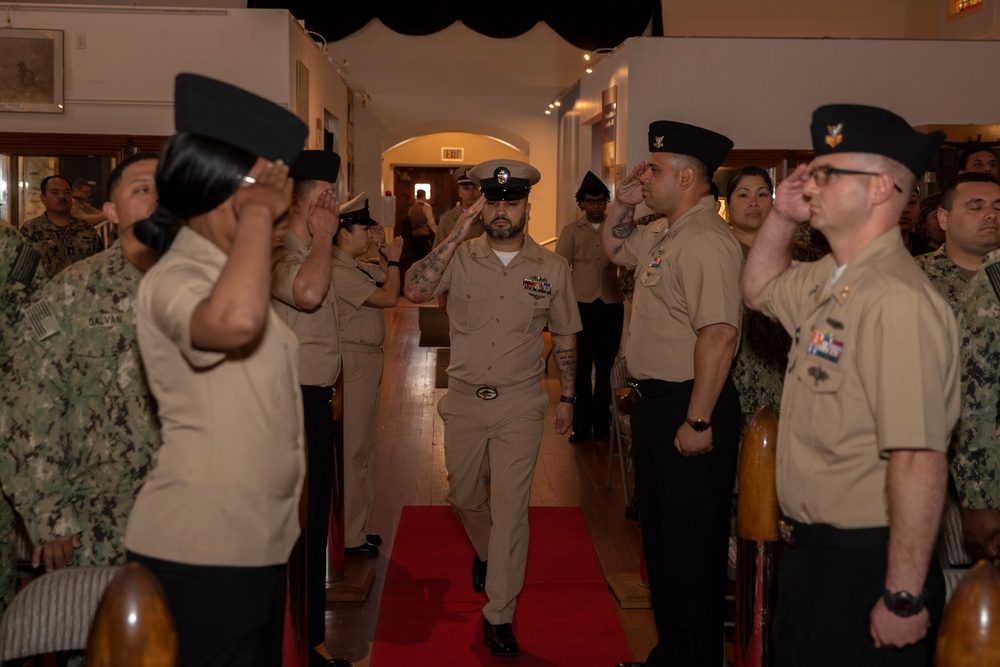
442, 147, 464, 161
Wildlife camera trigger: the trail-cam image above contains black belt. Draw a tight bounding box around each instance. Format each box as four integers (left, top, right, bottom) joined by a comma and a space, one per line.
626, 376, 692, 399
300, 385, 335, 400
778, 517, 888, 548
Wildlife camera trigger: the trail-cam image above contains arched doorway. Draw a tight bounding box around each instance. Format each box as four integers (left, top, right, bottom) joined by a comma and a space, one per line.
384, 131, 526, 276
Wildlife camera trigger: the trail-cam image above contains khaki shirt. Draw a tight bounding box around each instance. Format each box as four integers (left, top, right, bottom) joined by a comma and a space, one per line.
619, 196, 743, 382
271, 229, 341, 385
331, 246, 386, 346
434, 204, 486, 249
432, 233, 581, 386
555, 215, 624, 304
759, 229, 959, 528
126, 227, 305, 566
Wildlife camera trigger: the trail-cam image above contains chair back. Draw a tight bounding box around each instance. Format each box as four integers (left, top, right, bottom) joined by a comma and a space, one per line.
610, 356, 632, 416
936, 560, 1000, 666
85, 561, 177, 666
0, 565, 120, 660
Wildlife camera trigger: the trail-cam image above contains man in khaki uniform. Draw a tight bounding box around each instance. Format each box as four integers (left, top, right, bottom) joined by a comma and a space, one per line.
433, 166, 485, 248
742, 104, 957, 666
331, 193, 403, 558
404, 159, 580, 658
270, 149, 344, 667
556, 170, 624, 442
602, 121, 742, 667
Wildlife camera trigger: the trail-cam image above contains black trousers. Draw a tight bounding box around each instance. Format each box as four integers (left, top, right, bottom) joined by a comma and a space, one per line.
775, 522, 945, 667
127, 552, 286, 667
300, 385, 338, 653
573, 299, 624, 436
631, 377, 740, 667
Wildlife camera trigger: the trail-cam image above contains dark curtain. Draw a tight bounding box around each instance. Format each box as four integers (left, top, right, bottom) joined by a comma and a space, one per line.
249, 1, 662, 51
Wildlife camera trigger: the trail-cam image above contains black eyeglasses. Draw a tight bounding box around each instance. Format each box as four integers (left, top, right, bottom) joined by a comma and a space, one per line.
808, 165, 903, 193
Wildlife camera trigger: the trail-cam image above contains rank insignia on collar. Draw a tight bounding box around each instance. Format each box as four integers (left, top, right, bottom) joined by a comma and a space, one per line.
497, 168, 509, 184
523, 275, 552, 295
807, 328, 843, 363
825, 124, 844, 148
653, 136, 664, 149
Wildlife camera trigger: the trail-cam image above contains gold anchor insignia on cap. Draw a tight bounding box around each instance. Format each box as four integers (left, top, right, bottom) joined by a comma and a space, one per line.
825, 124, 844, 148
496, 168, 509, 184
653, 136, 664, 149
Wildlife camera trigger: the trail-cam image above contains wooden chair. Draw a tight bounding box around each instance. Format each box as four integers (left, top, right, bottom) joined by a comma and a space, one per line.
937, 496, 974, 601
0, 565, 120, 662
936, 560, 1000, 666
608, 356, 631, 502
85, 561, 178, 666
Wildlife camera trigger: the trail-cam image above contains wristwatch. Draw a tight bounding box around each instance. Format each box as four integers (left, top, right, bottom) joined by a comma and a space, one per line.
685, 417, 711, 432
883, 588, 927, 617
560, 395, 577, 404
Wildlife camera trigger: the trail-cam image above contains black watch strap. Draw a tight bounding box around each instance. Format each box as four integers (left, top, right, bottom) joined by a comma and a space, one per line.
685, 417, 711, 432
560, 395, 576, 404
883, 588, 927, 617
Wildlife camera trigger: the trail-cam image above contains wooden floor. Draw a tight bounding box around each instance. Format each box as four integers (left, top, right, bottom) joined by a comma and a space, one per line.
321, 299, 657, 665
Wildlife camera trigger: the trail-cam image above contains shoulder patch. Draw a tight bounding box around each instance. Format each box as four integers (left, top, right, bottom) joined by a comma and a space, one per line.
23, 300, 60, 341
9, 242, 41, 285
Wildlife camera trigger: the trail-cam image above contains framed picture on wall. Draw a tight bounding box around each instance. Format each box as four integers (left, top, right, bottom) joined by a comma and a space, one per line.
0, 28, 64, 113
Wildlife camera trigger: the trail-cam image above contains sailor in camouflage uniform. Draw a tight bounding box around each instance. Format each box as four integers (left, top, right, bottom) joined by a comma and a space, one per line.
916, 173, 1000, 315
21, 175, 105, 278
954, 245, 1000, 561
0, 223, 45, 614
0, 154, 161, 579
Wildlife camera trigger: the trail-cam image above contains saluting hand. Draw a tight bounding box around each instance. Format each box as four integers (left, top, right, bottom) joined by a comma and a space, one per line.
306, 189, 340, 239
453, 195, 487, 243
615, 162, 647, 208
233, 158, 293, 221
771, 163, 813, 224
383, 235, 404, 263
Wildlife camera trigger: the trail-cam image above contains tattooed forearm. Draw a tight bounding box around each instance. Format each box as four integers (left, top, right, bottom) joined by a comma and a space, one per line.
403, 241, 455, 303
551, 334, 577, 395
601, 201, 636, 264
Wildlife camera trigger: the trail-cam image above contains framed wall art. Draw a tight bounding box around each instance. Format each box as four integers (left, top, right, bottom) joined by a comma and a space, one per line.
0, 28, 64, 113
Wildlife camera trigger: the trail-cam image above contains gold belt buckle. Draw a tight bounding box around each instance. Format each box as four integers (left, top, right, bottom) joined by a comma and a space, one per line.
778, 519, 795, 546
475, 386, 498, 400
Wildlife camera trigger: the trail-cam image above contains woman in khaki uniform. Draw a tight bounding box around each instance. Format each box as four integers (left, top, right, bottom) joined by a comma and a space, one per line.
124, 73, 308, 667
331, 193, 403, 556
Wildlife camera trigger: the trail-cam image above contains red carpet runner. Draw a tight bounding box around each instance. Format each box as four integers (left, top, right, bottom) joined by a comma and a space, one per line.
372, 505, 633, 666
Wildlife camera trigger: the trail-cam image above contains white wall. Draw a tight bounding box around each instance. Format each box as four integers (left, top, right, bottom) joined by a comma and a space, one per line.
567, 36, 1000, 218
329, 20, 590, 245
0, 4, 349, 150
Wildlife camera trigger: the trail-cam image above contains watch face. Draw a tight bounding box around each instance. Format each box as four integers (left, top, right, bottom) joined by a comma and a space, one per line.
689, 419, 710, 432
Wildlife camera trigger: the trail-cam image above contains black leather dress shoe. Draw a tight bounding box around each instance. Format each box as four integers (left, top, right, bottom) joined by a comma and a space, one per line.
568, 430, 592, 443
472, 553, 487, 593
344, 542, 379, 558
482, 619, 520, 657
309, 649, 352, 667
366, 533, 382, 546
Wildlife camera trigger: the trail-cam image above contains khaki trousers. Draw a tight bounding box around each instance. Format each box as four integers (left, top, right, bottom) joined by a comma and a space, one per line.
342, 343, 384, 548
438, 377, 548, 624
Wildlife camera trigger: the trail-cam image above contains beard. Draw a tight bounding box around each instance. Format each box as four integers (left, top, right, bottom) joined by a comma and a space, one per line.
484, 212, 527, 240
